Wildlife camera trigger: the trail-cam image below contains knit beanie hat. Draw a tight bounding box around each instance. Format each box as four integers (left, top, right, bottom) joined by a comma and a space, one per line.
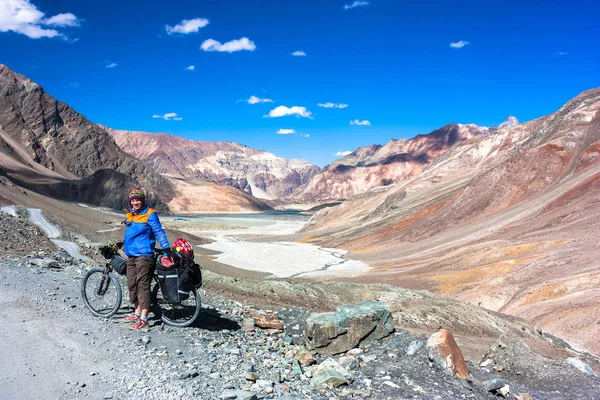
129, 188, 145, 205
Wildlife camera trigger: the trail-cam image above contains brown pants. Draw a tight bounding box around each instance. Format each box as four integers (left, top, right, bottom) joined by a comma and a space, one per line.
126, 256, 154, 310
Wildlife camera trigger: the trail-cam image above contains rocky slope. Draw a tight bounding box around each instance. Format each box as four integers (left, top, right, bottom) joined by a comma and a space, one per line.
0, 210, 598, 399
301, 88, 600, 355
102, 126, 320, 201
294, 122, 492, 201
0, 64, 174, 211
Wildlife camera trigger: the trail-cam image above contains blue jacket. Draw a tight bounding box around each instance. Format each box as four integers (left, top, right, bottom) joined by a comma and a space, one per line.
123, 206, 170, 257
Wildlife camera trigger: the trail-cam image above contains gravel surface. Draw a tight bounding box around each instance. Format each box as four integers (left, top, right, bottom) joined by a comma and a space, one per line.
1, 253, 599, 400
1, 206, 599, 399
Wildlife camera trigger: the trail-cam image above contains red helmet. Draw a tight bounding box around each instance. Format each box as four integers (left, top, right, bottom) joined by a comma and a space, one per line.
173, 238, 194, 258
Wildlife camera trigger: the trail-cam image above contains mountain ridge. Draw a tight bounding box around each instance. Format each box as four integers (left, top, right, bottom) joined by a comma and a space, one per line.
300, 86, 600, 354
101, 125, 321, 201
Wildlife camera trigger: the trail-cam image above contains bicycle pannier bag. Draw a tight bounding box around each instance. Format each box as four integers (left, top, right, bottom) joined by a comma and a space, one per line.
110, 254, 127, 275
156, 257, 183, 302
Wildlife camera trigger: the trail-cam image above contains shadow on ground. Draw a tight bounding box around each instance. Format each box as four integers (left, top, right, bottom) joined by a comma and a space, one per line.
149, 307, 241, 332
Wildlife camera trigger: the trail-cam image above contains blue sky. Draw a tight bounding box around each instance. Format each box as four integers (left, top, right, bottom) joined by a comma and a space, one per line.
1, 0, 598, 167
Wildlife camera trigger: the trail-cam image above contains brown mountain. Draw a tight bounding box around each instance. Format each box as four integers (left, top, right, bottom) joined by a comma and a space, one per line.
0, 64, 174, 211
294, 123, 491, 201
101, 126, 320, 201
0, 65, 271, 213
301, 88, 600, 354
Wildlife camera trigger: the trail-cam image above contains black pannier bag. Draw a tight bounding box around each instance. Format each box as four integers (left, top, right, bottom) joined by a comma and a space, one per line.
178, 257, 202, 298
156, 258, 184, 303
110, 254, 127, 275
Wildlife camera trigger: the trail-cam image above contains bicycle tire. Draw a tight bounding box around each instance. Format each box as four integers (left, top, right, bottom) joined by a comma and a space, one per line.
81, 266, 122, 317
151, 282, 201, 327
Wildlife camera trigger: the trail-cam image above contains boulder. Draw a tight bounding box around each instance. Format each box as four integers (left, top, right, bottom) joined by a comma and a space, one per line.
565, 357, 595, 375
426, 329, 469, 379
305, 301, 394, 355
310, 358, 353, 388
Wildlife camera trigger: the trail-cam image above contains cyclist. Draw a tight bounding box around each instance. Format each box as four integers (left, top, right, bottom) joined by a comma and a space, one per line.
122, 188, 173, 329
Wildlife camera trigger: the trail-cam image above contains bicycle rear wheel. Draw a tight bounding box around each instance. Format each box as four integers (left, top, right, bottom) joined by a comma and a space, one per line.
81, 266, 122, 317
151, 282, 201, 327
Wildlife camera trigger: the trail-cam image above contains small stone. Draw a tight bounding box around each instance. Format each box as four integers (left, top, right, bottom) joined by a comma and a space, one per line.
102, 393, 113, 399
480, 359, 493, 367
292, 359, 303, 377
179, 373, 190, 380
498, 385, 511, 397
245, 372, 258, 382
485, 379, 506, 392
295, 350, 315, 366
219, 390, 257, 400
381, 381, 400, 389
406, 340, 422, 355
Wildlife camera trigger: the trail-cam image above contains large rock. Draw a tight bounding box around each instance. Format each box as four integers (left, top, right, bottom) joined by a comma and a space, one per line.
426, 329, 469, 379
305, 301, 394, 355
310, 358, 353, 388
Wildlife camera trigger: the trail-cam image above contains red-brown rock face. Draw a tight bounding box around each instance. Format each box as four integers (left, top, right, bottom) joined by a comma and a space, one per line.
302, 88, 600, 355
294, 123, 490, 201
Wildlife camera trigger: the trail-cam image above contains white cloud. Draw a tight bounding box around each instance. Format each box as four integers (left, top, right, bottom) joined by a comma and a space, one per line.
152, 112, 183, 121
450, 40, 470, 49
201, 37, 256, 53
350, 119, 371, 126
277, 129, 296, 135
185, 65, 195, 71
299, 133, 310, 137
318, 102, 348, 109
556, 51, 569, 56
45, 13, 80, 27
106, 62, 117, 68
292, 50, 306, 56
344, 1, 370, 10
248, 95, 273, 104
165, 18, 209, 35
264, 106, 313, 118
335, 151, 352, 156
65, 82, 79, 88
0, 0, 81, 39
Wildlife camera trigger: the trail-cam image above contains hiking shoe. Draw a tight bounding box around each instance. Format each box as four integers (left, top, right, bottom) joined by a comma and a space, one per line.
129, 320, 149, 330
122, 314, 139, 323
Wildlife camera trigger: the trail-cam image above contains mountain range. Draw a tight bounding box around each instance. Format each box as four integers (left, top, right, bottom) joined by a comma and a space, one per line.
301, 87, 600, 354
1, 63, 599, 354
100, 125, 320, 201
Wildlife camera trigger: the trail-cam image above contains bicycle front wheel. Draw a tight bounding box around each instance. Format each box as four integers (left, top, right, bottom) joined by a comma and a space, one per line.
81, 266, 122, 317
152, 283, 201, 327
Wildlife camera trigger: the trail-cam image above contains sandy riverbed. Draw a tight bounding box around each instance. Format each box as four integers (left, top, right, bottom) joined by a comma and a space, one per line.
184, 218, 370, 279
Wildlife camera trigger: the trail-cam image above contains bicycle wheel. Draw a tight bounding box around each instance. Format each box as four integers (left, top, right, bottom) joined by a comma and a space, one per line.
151, 282, 201, 327
81, 266, 122, 317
